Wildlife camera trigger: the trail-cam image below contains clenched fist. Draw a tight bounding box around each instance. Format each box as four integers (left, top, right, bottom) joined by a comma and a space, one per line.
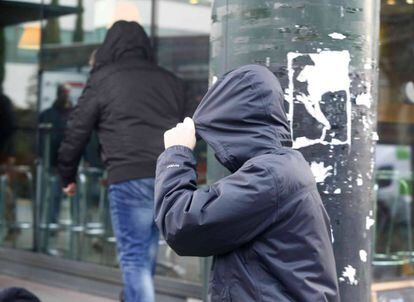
164, 117, 196, 150
63, 182, 77, 197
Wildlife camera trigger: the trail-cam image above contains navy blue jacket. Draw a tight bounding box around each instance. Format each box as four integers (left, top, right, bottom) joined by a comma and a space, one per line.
155, 65, 340, 302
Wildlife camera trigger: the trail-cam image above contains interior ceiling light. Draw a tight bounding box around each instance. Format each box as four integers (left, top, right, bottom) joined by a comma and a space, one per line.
407, 0, 414, 4
387, 0, 396, 4
18, 24, 41, 50
190, 0, 199, 4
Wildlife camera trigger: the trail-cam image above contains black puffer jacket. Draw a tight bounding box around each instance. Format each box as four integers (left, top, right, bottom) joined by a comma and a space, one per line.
58, 21, 194, 186
155, 65, 340, 302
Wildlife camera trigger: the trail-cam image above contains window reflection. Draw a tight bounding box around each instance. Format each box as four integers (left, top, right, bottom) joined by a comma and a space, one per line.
1, 14, 40, 249
154, 0, 211, 283
0, 0, 212, 288
374, 0, 414, 280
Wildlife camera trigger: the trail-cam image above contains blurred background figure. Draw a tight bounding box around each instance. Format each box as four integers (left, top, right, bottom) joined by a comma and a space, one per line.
58, 21, 195, 302
0, 91, 15, 166
39, 84, 72, 225
0, 90, 16, 242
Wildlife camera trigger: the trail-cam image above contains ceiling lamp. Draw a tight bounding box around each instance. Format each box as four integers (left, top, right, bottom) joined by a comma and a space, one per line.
18, 24, 41, 50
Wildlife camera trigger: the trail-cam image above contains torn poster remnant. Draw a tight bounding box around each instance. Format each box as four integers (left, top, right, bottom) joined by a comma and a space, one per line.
286, 51, 351, 149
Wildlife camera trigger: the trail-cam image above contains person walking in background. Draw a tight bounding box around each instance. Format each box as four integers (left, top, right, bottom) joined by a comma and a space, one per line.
0, 91, 15, 165
39, 84, 72, 226
0, 90, 16, 242
155, 65, 339, 301
58, 21, 195, 302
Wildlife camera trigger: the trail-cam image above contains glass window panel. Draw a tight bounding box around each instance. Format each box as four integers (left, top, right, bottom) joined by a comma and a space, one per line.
374, 0, 414, 281
1, 9, 41, 250
154, 0, 212, 284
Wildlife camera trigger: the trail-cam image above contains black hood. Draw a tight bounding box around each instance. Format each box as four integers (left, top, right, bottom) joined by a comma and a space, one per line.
193, 64, 291, 172
95, 21, 153, 68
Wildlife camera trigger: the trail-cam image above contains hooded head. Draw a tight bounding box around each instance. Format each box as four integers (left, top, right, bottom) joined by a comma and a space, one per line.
193, 64, 291, 172
94, 21, 153, 68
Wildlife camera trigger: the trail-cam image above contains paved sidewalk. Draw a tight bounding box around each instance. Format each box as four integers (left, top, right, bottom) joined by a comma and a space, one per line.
0, 275, 117, 302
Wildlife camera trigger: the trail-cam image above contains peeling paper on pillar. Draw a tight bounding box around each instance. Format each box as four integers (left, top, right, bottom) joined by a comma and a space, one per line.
310, 161, 333, 183
339, 265, 359, 285
285, 51, 352, 149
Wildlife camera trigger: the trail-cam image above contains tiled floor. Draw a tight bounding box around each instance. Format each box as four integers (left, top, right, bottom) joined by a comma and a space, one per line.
0, 275, 117, 302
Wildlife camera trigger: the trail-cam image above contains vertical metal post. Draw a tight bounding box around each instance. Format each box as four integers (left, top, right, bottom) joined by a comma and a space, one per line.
150, 0, 159, 62
34, 0, 46, 253
208, 0, 380, 301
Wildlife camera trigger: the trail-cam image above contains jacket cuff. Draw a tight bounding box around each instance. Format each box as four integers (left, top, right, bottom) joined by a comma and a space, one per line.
158, 145, 195, 164
60, 175, 77, 188
165, 145, 194, 155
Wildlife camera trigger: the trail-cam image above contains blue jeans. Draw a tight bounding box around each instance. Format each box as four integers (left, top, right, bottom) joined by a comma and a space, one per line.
108, 178, 159, 302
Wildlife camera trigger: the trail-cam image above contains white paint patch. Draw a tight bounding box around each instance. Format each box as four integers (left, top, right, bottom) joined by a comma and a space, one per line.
366, 216, 375, 230
405, 82, 414, 104
356, 177, 363, 186
359, 250, 368, 262
310, 162, 333, 183
339, 265, 358, 285
287, 51, 351, 149
212, 76, 218, 85
334, 188, 342, 194
293, 136, 316, 149
372, 132, 379, 141
356, 93, 372, 108
361, 116, 371, 131
329, 32, 346, 40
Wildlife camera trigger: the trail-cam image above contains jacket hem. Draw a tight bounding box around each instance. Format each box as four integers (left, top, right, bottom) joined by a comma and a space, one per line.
108, 161, 156, 184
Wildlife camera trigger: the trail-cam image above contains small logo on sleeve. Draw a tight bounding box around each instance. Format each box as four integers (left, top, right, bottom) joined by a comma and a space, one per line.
167, 164, 180, 169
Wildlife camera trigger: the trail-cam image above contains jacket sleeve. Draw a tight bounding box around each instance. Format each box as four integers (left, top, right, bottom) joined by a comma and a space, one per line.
155, 146, 277, 257
58, 77, 99, 187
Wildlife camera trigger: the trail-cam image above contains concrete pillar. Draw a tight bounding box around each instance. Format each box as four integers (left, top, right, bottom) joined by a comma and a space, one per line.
207, 1, 380, 300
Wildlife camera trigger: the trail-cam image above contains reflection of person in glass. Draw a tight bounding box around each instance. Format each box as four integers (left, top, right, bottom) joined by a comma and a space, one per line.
0, 91, 15, 165
39, 84, 72, 225
58, 21, 194, 302
0, 90, 17, 242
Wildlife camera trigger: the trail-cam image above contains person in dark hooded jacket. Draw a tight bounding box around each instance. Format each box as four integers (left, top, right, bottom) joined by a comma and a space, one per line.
58, 21, 195, 302
155, 65, 340, 301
